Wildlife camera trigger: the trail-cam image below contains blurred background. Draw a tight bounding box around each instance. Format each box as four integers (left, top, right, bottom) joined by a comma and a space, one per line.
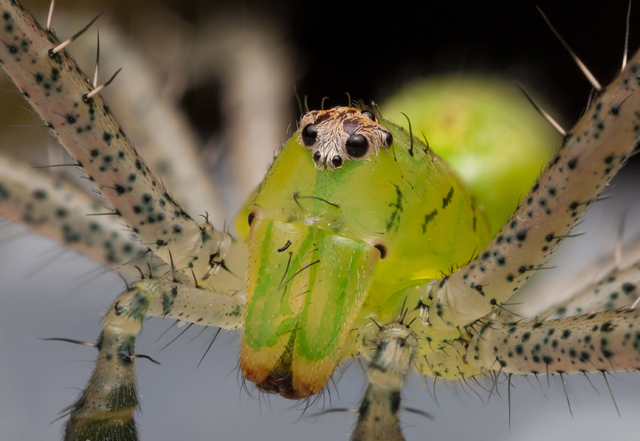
1, 0, 640, 440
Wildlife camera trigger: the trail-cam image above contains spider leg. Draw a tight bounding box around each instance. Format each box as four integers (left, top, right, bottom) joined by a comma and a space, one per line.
0, 0, 244, 282
467, 251, 640, 376
468, 307, 640, 377
0, 154, 152, 275
427, 47, 640, 329
63, 277, 245, 441
536, 258, 640, 319
350, 323, 418, 441
73, 20, 226, 222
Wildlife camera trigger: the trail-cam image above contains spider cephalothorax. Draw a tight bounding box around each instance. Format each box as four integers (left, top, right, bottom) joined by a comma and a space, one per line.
298, 107, 393, 170
240, 106, 488, 399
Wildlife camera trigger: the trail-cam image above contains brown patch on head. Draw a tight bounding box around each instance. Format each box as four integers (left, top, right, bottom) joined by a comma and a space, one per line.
298, 107, 393, 170
342, 117, 361, 134
315, 112, 332, 123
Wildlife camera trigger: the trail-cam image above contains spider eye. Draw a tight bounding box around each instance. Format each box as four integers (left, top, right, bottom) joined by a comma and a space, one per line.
332, 105, 342, 110
302, 124, 318, 146
331, 155, 343, 168
346, 134, 368, 157
313, 151, 322, 163
384, 131, 393, 147
248, 212, 256, 227
361, 111, 375, 121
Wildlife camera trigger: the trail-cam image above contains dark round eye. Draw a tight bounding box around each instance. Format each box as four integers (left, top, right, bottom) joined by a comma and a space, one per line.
313, 151, 322, 163
331, 155, 343, 167
248, 212, 256, 227
302, 124, 318, 146
362, 111, 375, 121
384, 131, 393, 147
345, 134, 368, 157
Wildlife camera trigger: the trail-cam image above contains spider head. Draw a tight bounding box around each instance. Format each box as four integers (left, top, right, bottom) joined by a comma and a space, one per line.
298, 106, 393, 170
236, 105, 490, 399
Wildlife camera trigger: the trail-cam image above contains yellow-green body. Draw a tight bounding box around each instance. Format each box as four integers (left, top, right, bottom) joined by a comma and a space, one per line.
237, 111, 491, 396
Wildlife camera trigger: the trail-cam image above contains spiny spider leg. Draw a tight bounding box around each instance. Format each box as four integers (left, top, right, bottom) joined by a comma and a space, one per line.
0, 154, 151, 274
0, 0, 246, 282
428, 48, 640, 329
64, 278, 244, 440
74, 20, 226, 222
0, 3, 248, 439
538, 259, 640, 319
351, 324, 417, 441
469, 307, 640, 377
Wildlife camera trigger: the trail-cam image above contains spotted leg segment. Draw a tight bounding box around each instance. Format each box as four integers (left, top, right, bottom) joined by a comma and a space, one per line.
538, 260, 640, 319
0, 154, 154, 274
350, 324, 417, 441
75, 20, 226, 224
468, 308, 640, 376
64, 278, 245, 441
427, 48, 640, 329
0, 0, 243, 281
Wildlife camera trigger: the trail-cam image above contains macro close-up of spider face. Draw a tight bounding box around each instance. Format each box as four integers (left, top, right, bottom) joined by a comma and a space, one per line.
2, 1, 640, 441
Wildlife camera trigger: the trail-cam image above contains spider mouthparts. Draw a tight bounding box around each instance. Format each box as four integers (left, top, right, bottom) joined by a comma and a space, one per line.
256, 373, 297, 399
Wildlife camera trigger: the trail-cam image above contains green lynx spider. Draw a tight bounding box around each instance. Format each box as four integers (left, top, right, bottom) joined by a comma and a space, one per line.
2, 2, 635, 433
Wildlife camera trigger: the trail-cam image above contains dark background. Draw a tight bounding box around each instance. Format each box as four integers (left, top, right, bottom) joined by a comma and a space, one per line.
287, 1, 637, 118
190, 0, 638, 120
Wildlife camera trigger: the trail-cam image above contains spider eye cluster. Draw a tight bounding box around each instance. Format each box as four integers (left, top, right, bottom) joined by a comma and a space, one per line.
298, 106, 393, 170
